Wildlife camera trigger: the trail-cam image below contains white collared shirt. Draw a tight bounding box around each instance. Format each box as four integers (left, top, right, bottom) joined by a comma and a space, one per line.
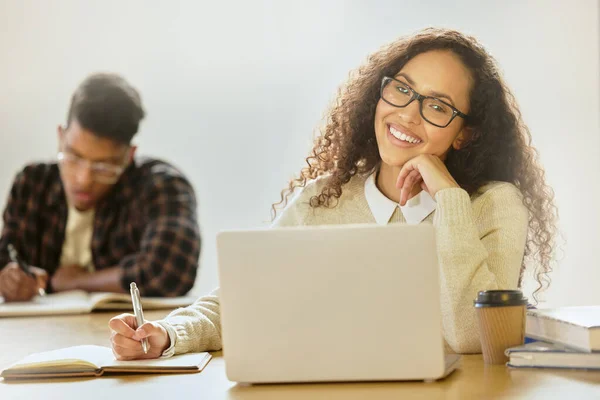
364, 172, 437, 225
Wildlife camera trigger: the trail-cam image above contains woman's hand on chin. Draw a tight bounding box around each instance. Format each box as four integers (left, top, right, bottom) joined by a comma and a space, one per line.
395, 154, 460, 206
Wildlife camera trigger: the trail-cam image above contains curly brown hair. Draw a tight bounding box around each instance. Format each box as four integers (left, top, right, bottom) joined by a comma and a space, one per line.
271, 27, 557, 301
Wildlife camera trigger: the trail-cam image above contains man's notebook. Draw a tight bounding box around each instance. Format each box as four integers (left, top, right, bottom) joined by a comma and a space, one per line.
1, 345, 212, 380
0, 290, 196, 317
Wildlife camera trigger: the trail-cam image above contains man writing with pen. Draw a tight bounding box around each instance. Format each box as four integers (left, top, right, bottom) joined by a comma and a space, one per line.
0, 73, 201, 302
6, 244, 46, 297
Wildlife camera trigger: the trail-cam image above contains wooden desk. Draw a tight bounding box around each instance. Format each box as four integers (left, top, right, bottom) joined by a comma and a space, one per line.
1, 311, 599, 400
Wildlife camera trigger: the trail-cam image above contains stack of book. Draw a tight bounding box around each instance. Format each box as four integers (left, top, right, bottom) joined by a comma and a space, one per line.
505, 306, 599, 370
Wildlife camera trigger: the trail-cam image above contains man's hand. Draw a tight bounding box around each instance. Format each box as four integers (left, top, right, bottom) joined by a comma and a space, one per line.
0, 262, 48, 302
50, 265, 89, 292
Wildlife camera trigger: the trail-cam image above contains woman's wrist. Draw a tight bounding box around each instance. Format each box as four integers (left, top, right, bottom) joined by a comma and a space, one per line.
434, 187, 473, 226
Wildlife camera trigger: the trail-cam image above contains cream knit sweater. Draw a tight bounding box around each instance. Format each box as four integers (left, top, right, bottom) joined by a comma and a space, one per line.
157, 174, 529, 355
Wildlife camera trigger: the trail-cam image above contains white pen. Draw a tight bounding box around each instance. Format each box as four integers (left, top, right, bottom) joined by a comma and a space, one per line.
130, 282, 149, 354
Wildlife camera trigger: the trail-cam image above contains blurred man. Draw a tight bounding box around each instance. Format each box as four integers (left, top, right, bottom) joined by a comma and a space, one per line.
0, 73, 200, 301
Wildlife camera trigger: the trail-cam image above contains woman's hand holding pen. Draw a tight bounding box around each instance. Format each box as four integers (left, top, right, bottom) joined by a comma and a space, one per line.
0, 263, 48, 302
109, 314, 170, 360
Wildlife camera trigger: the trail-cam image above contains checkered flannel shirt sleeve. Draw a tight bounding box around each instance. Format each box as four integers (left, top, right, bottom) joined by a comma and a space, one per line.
0, 169, 33, 270
119, 171, 201, 297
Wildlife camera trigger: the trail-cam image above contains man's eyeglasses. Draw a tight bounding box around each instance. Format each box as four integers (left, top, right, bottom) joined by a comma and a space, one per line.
380, 76, 469, 128
57, 152, 126, 184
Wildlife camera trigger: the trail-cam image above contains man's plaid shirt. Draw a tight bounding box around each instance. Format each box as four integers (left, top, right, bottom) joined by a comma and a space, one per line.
0, 157, 200, 296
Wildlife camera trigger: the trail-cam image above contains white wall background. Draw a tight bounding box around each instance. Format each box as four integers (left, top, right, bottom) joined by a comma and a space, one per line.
0, 0, 598, 307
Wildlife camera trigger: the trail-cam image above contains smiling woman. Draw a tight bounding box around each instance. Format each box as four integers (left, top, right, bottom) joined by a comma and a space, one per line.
272, 28, 557, 297
374, 50, 473, 204
266, 27, 558, 352
108, 27, 559, 360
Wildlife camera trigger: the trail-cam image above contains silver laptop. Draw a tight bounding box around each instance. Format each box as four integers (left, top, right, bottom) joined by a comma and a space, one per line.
217, 223, 460, 384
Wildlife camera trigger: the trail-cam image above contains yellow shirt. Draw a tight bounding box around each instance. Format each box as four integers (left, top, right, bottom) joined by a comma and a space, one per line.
59, 206, 95, 272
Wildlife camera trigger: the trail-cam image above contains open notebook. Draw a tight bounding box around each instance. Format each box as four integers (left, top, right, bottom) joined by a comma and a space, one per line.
0, 290, 196, 317
1, 345, 212, 380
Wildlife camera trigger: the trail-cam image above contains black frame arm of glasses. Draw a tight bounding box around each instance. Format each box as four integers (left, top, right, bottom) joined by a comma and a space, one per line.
380, 76, 469, 128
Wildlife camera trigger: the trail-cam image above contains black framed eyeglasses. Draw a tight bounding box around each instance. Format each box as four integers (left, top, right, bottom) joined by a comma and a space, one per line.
380, 76, 469, 128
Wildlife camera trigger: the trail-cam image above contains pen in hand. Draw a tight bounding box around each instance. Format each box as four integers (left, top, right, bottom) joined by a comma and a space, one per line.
7, 244, 46, 297
130, 282, 149, 354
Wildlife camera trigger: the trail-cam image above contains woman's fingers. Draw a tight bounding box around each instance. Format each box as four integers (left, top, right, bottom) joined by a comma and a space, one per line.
108, 314, 137, 338
110, 328, 147, 360
112, 343, 142, 360
109, 316, 168, 360
399, 170, 423, 206
396, 160, 417, 190
109, 315, 145, 359
134, 321, 163, 340
395, 154, 460, 200
111, 331, 144, 350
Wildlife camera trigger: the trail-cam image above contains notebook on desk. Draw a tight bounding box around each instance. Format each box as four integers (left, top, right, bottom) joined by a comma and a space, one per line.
0, 290, 196, 317
217, 224, 461, 384
1, 345, 212, 380
526, 306, 600, 352
506, 341, 600, 370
